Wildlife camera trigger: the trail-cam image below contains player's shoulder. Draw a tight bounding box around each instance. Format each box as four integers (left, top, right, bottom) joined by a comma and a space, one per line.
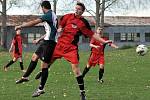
41, 10, 53, 19
80, 17, 91, 29
80, 16, 88, 23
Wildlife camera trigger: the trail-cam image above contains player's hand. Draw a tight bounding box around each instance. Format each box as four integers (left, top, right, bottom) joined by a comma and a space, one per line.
95, 46, 100, 49
23, 44, 27, 48
116, 46, 119, 49
57, 28, 63, 33
15, 26, 21, 31
9, 49, 12, 53
32, 39, 40, 44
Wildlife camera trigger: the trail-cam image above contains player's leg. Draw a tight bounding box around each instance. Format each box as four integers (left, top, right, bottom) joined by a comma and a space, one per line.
82, 63, 91, 78
32, 41, 57, 97
34, 40, 56, 80
98, 64, 104, 83
71, 64, 86, 100
32, 60, 55, 97
82, 53, 97, 78
35, 64, 50, 80
16, 53, 39, 84
4, 57, 17, 71
18, 57, 25, 72
98, 56, 105, 83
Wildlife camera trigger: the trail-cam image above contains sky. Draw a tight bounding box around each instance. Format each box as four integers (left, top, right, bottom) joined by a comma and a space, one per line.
5, 0, 150, 17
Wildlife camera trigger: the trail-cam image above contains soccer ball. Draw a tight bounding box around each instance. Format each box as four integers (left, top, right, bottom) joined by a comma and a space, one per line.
136, 44, 148, 56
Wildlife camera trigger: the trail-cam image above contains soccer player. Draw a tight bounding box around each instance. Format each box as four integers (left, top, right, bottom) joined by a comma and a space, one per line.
4, 29, 25, 72
15, 0, 57, 97
32, 2, 112, 99
82, 27, 118, 83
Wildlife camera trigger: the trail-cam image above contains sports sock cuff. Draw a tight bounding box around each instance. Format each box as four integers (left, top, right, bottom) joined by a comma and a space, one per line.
99, 68, 104, 73
76, 75, 84, 84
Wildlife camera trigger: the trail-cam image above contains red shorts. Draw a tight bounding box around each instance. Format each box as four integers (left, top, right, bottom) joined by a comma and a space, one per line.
12, 51, 22, 58
51, 43, 79, 64
88, 52, 104, 66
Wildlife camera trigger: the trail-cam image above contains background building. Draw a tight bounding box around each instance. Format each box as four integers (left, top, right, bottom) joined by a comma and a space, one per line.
0, 15, 150, 51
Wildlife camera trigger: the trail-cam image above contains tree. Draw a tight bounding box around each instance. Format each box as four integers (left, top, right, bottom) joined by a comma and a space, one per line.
53, 0, 58, 13
0, 0, 7, 48
86, 0, 150, 28
94, 0, 118, 28
0, 0, 21, 49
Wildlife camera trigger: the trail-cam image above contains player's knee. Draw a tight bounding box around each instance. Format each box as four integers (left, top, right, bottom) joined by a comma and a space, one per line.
31, 54, 38, 61
13, 58, 17, 62
99, 64, 104, 69
72, 67, 81, 76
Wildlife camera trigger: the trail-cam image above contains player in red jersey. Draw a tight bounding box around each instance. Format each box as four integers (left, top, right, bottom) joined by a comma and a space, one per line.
33, 2, 112, 99
4, 29, 25, 72
82, 27, 118, 83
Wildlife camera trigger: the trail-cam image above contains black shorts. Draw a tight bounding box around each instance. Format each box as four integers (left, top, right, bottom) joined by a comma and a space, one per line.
35, 40, 56, 63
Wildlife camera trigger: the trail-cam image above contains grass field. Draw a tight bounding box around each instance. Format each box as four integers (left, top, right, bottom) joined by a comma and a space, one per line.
0, 48, 150, 100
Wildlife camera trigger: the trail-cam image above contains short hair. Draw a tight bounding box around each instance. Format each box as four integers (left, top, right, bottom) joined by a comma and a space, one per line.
41, 1, 51, 9
76, 2, 85, 11
97, 26, 103, 30
16, 28, 21, 31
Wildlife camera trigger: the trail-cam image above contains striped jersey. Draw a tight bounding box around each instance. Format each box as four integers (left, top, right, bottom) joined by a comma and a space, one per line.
40, 10, 58, 41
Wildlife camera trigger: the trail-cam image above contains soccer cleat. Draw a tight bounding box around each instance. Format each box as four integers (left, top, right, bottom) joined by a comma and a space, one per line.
80, 92, 86, 100
16, 77, 29, 84
98, 79, 104, 83
32, 89, 45, 97
35, 71, 42, 80
3, 66, 8, 72
22, 70, 26, 73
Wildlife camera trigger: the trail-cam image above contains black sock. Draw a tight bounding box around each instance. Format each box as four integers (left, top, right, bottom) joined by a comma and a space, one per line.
99, 68, 104, 80
23, 60, 37, 77
5, 60, 15, 68
19, 62, 24, 70
82, 66, 90, 78
39, 68, 48, 90
76, 75, 85, 93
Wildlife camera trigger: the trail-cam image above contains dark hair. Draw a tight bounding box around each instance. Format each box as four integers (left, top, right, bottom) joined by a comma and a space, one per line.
77, 2, 85, 11
41, 1, 51, 9
16, 28, 21, 31
97, 26, 103, 29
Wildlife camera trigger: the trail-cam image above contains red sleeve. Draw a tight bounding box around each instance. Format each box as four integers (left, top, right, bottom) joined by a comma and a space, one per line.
59, 14, 70, 28
12, 38, 15, 45
79, 18, 94, 38
80, 27, 94, 38
103, 37, 112, 46
90, 38, 95, 44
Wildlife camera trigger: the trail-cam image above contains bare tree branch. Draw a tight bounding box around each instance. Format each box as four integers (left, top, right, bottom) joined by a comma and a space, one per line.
95, 0, 103, 6
86, 9, 96, 19
104, 0, 118, 10
6, 1, 13, 11
0, 0, 2, 4
0, 11, 2, 14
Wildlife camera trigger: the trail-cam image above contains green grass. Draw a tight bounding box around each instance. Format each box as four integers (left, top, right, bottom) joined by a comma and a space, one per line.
0, 48, 150, 100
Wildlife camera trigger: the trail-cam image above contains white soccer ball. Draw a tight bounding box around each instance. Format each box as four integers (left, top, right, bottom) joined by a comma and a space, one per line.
136, 44, 148, 56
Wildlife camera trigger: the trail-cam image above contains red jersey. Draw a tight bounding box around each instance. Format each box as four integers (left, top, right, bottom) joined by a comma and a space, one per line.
88, 37, 111, 66
12, 34, 23, 58
58, 13, 94, 46
90, 37, 110, 55
51, 13, 94, 64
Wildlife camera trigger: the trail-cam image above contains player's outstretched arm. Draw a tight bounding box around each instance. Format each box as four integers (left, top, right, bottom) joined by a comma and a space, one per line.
33, 34, 46, 44
89, 43, 100, 49
110, 43, 119, 49
15, 19, 42, 30
9, 42, 13, 53
92, 33, 112, 44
